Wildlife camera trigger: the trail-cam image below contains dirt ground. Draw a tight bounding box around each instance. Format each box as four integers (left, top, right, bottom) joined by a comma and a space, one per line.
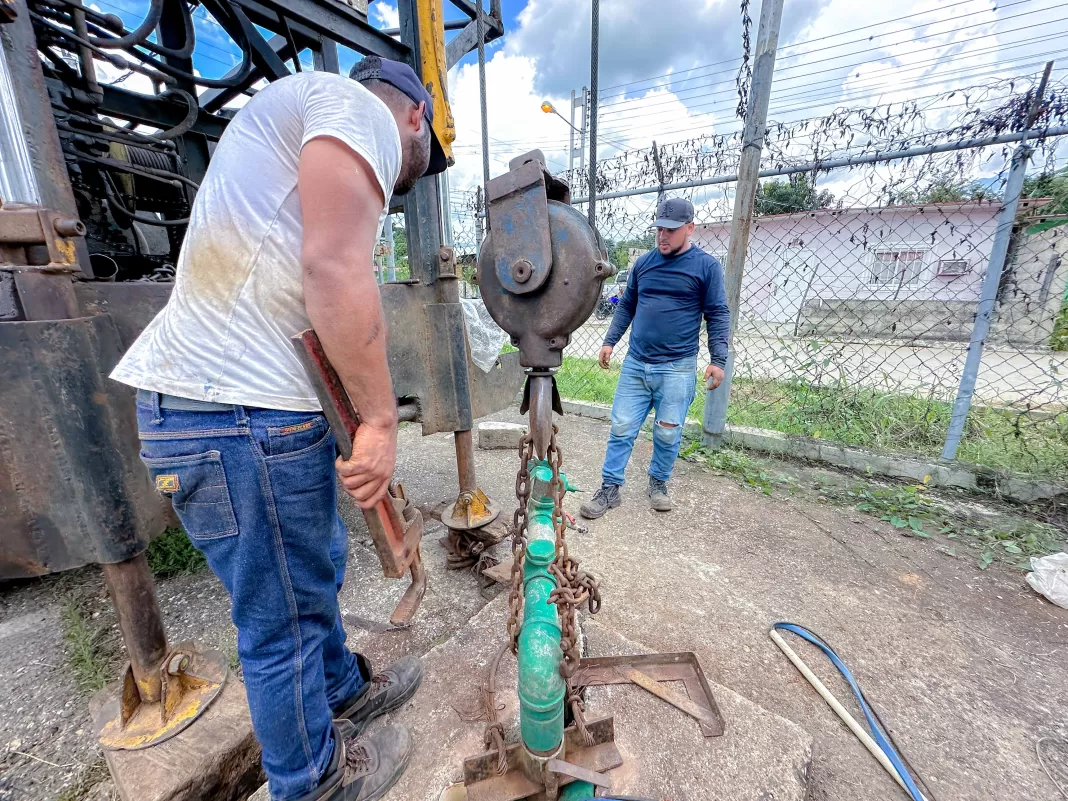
2, 409, 1067, 800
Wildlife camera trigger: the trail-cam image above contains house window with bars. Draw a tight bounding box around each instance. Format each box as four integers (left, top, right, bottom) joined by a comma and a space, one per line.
869, 248, 927, 287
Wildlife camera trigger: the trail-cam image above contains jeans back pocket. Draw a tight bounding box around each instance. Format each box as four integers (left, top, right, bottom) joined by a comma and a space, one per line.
141, 450, 239, 541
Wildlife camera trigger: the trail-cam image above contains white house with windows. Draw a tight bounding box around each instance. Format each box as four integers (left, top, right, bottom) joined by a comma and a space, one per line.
693, 199, 1065, 346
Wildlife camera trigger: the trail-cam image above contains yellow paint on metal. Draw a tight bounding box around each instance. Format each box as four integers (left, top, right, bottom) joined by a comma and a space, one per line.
55, 237, 77, 265
416, 0, 455, 164
98, 681, 215, 750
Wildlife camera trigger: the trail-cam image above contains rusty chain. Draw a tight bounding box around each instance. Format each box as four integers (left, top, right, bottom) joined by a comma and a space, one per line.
545, 425, 602, 745
507, 432, 535, 654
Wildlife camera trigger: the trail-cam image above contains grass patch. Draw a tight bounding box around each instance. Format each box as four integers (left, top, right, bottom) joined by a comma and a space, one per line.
61, 600, 119, 695
1052, 295, 1067, 352
147, 526, 206, 578
681, 442, 790, 495
555, 356, 1068, 478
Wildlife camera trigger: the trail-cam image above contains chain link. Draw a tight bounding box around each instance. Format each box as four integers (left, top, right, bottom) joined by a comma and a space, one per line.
507, 433, 534, 653
545, 425, 602, 744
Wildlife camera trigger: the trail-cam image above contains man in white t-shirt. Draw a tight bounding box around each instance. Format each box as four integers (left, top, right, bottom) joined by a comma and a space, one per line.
111, 58, 445, 801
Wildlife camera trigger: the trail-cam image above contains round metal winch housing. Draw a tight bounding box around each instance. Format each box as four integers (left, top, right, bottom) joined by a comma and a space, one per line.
478, 190, 612, 369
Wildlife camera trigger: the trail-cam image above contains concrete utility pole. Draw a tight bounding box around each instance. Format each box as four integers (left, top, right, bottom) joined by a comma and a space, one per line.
579, 86, 588, 174
569, 88, 576, 173
703, 0, 785, 449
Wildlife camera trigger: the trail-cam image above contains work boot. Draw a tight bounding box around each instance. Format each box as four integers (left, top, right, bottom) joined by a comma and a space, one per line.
648, 477, 673, 512
332, 655, 423, 735
299, 721, 412, 801
579, 483, 621, 519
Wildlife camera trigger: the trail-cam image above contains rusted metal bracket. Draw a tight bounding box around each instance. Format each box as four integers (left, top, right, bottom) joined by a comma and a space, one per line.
293, 329, 427, 628
462, 716, 623, 801
577, 652, 726, 738
95, 641, 228, 751
0, 202, 85, 272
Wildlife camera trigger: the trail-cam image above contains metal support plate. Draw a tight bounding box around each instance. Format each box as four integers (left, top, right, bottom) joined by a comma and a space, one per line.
463, 716, 622, 801
577, 652, 725, 737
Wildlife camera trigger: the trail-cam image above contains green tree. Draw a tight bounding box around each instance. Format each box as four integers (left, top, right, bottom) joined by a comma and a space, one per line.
890, 177, 991, 206
1022, 167, 1068, 217
391, 221, 409, 279
754, 174, 835, 216
608, 233, 655, 271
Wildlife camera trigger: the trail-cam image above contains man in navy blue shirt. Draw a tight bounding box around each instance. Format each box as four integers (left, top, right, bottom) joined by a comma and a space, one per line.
580, 198, 730, 518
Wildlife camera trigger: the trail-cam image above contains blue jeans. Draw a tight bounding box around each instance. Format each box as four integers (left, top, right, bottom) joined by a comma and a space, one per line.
135, 392, 366, 801
602, 355, 698, 486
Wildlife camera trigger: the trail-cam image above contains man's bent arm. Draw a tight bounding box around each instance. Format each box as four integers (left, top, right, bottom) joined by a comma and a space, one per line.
603, 260, 640, 347
299, 136, 397, 428
703, 259, 730, 368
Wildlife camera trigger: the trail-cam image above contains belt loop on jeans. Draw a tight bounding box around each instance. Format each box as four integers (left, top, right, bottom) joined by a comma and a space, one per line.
150, 391, 163, 426
233, 404, 249, 427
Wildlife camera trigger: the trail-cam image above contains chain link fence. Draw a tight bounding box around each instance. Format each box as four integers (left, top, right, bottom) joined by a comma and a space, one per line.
502, 75, 1068, 481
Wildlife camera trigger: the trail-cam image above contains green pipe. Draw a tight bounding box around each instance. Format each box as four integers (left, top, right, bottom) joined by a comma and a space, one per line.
517, 538, 566, 755
559, 781, 596, 800
516, 460, 573, 756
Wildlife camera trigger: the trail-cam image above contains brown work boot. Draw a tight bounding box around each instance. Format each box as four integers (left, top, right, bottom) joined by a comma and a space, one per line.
297, 721, 413, 801
332, 655, 423, 735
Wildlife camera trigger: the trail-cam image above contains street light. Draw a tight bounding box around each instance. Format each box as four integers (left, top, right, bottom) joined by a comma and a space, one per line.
540, 100, 579, 133
541, 99, 583, 172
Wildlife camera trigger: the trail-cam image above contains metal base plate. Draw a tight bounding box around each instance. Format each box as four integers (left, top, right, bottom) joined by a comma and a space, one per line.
444, 487, 502, 531
94, 642, 228, 750
462, 716, 622, 801
577, 652, 725, 737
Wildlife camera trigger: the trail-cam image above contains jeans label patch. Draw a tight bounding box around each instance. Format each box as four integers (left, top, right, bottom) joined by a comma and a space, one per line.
155, 474, 180, 493
278, 420, 316, 436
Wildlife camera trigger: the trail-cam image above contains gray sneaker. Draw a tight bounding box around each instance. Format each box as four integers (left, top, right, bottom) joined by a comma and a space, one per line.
332, 655, 423, 735
648, 477, 673, 512
579, 483, 621, 519
297, 721, 412, 801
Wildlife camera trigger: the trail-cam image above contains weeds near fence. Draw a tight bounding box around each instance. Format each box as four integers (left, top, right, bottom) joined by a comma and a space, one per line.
557, 356, 1068, 477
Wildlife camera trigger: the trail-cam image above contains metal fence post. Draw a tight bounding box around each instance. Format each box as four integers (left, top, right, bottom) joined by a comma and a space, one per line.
703, 0, 784, 449
587, 0, 599, 228
940, 63, 1051, 462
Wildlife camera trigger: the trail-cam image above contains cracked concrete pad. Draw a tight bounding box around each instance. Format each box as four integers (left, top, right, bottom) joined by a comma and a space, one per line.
373, 593, 518, 801
582, 619, 813, 801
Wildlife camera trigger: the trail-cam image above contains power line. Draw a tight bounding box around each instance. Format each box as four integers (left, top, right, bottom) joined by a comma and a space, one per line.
597, 0, 1014, 96
596, 35, 1068, 129
599, 2, 1064, 109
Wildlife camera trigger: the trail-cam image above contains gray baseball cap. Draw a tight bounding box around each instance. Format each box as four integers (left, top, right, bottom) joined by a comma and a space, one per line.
653, 197, 695, 229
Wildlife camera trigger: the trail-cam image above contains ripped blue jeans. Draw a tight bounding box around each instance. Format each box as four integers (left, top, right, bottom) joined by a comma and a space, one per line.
601, 354, 697, 486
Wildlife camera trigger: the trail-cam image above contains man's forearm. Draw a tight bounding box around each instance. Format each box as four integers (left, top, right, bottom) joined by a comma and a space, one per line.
706, 314, 730, 368
304, 260, 397, 428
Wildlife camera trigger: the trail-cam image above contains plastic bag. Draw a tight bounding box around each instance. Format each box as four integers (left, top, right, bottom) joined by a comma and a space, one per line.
460, 298, 509, 373
1026, 552, 1068, 609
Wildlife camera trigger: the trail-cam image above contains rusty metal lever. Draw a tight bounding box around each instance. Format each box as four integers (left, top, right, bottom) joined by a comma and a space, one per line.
292, 329, 427, 628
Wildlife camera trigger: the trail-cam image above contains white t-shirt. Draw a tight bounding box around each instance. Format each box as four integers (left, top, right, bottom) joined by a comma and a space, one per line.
110, 71, 402, 411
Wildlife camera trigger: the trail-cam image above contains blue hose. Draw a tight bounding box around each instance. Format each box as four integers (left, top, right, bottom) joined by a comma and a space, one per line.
772, 623, 925, 801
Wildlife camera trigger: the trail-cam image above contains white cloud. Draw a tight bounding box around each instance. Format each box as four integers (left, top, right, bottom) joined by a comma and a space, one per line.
372, 2, 399, 30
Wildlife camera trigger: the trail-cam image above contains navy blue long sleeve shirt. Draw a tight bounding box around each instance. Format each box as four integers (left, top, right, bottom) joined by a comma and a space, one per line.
603, 245, 730, 367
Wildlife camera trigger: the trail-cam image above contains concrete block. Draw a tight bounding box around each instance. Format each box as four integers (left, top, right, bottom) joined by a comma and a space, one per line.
477, 421, 528, 450
582, 620, 814, 801
91, 678, 263, 801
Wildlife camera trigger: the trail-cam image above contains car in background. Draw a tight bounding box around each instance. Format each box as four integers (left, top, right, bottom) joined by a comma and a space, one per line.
594, 269, 628, 319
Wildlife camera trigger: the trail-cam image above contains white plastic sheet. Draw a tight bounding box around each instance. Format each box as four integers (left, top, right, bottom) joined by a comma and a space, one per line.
1026, 552, 1068, 609
460, 298, 509, 373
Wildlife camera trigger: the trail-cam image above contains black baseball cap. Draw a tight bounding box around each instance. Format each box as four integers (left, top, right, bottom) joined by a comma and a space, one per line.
349, 56, 448, 177
653, 197, 695, 229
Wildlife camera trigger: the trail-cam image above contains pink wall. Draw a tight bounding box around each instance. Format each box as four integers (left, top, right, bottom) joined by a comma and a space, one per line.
694, 204, 998, 320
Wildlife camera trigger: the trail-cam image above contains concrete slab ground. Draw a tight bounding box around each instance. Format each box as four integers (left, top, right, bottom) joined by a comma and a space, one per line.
582, 619, 813, 801
3, 409, 1067, 801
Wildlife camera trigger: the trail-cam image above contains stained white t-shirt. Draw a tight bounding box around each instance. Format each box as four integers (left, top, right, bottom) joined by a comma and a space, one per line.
110, 71, 402, 411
